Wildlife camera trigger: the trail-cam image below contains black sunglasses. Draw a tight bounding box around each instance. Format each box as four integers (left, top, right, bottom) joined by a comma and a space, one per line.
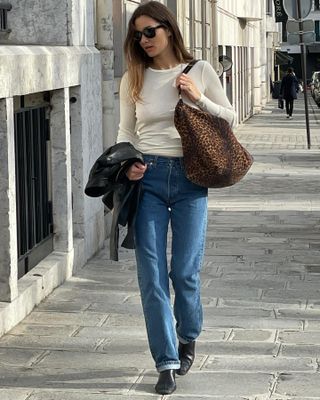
133, 25, 165, 42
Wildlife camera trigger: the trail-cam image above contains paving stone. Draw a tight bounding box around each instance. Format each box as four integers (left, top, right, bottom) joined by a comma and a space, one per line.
203, 356, 316, 373
287, 281, 320, 291
255, 273, 302, 282
213, 272, 257, 280
0, 348, 44, 367
203, 316, 301, 330
35, 350, 154, 370
100, 338, 149, 354
275, 373, 320, 397
23, 311, 108, 327
136, 371, 272, 396
219, 298, 307, 310
231, 329, 276, 342
198, 328, 230, 342
75, 326, 148, 340
28, 394, 161, 400
281, 344, 320, 357
103, 313, 146, 327
35, 301, 92, 313
8, 323, 78, 337
0, 389, 32, 400
48, 289, 131, 303
58, 281, 139, 293
276, 309, 320, 320
200, 286, 261, 299
279, 331, 320, 345
86, 302, 143, 315
262, 289, 314, 300
169, 397, 244, 400
204, 307, 273, 318
197, 342, 278, 356
271, 398, 320, 400
216, 266, 257, 274
0, 367, 141, 394
307, 300, 320, 310
72, 270, 137, 283
0, 334, 102, 351
305, 320, 320, 330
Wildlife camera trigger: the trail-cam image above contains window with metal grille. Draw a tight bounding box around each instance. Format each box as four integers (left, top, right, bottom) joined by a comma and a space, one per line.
0, 3, 12, 32
316, 20, 320, 41
315, 0, 320, 11
14, 99, 53, 278
266, 0, 273, 15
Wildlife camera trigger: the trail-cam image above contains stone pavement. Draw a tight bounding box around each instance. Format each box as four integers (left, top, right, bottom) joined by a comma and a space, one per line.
0, 95, 320, 400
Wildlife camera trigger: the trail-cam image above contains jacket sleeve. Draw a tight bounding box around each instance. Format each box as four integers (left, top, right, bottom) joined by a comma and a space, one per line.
116, 72, 137, 144
195, 61, 236, 127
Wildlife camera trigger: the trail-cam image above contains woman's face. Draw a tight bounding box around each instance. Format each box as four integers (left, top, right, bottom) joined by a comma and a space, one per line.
134, 15, 171, 59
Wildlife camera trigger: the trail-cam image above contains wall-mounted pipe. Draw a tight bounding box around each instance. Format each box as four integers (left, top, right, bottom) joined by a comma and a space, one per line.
211, 0, 219, 71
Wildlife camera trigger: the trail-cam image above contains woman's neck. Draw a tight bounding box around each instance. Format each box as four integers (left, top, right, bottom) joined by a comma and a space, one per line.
150, 53, 180, 70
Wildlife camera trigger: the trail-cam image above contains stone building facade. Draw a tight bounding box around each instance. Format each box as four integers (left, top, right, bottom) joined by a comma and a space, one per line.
216, 1, 279, 121
0, 0, 279, 337
0, 0, 105, 336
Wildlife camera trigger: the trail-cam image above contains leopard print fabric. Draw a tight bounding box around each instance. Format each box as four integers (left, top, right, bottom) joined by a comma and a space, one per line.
174, 99, 253, 188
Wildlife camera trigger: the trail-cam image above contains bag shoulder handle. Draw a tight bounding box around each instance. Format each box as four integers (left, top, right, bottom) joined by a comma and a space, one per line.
178, 60, 199, 97
181, 59, 199, 75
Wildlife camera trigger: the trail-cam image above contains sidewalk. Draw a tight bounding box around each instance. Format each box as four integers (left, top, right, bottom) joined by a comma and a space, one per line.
0, 96, 320, 400
236, 94, 320, 150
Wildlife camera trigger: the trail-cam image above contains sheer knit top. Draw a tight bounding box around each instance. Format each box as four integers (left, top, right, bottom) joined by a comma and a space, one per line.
116, 60, 236, 157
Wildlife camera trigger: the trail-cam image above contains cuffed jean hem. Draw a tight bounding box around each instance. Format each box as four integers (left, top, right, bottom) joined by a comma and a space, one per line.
177, 334, 198, 345
157, 361, 181, 372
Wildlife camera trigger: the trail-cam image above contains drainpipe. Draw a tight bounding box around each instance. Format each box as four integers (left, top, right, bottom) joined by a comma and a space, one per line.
211, 0, 219, 71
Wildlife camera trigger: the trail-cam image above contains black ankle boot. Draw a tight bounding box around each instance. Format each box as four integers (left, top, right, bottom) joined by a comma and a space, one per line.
176, 341, 195, 376
155, 369, 176, 395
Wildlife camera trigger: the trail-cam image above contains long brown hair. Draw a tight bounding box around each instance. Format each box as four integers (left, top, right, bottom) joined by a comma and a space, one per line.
124, 1, 193, 102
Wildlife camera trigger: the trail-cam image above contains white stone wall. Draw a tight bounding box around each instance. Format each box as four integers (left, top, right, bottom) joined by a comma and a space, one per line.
216, 0, 278, 122
221, 0, 262, 21
0, 98, 18, 302
2, 0, 69, 45
0, 45, 105, 279
0, 0, 104, 336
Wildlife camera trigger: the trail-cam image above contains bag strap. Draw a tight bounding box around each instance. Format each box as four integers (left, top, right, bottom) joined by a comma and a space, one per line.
181, 59, 199, 74
178, 60, 199, 96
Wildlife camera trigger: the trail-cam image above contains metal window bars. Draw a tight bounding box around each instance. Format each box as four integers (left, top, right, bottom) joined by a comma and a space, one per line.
14, 104, 53, 278
0, 3, 12, 32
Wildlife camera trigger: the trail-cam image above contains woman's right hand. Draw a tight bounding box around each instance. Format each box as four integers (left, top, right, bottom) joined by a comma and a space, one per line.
126, 162, 147, 180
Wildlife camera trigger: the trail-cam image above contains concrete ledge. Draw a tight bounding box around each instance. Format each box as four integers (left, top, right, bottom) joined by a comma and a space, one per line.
0, 238, 85, 337
0, 45, 101, 98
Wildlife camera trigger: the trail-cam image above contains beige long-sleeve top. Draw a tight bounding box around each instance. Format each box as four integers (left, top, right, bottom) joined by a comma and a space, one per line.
116, 60, 236, 157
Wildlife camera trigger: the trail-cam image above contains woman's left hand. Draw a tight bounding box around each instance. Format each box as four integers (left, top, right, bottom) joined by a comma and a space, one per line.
176, 73, 201, 103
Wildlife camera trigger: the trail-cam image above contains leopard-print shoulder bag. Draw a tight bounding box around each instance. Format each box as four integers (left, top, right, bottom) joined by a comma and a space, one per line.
174, 60, 253, 188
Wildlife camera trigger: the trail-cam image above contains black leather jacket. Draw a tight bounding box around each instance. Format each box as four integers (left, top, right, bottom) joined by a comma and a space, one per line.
85, 142, 144, 261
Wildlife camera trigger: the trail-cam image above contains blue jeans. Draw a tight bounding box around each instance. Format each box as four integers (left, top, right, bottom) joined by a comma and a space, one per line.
134, 155, 208, 372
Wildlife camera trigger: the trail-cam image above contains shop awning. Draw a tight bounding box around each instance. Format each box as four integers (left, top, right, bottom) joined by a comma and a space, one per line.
275, 51, 294, 65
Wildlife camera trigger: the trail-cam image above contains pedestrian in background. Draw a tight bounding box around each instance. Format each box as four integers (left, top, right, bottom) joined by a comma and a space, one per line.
116, 1, 235, 395
280, 67, 299, 119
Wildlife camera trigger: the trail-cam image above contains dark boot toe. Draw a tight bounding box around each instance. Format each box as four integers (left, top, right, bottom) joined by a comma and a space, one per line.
155, 369, 176, 395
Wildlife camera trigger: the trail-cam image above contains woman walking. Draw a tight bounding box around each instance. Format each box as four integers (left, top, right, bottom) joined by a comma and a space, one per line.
280, 67, 299, 119
116, 1, 235, 395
